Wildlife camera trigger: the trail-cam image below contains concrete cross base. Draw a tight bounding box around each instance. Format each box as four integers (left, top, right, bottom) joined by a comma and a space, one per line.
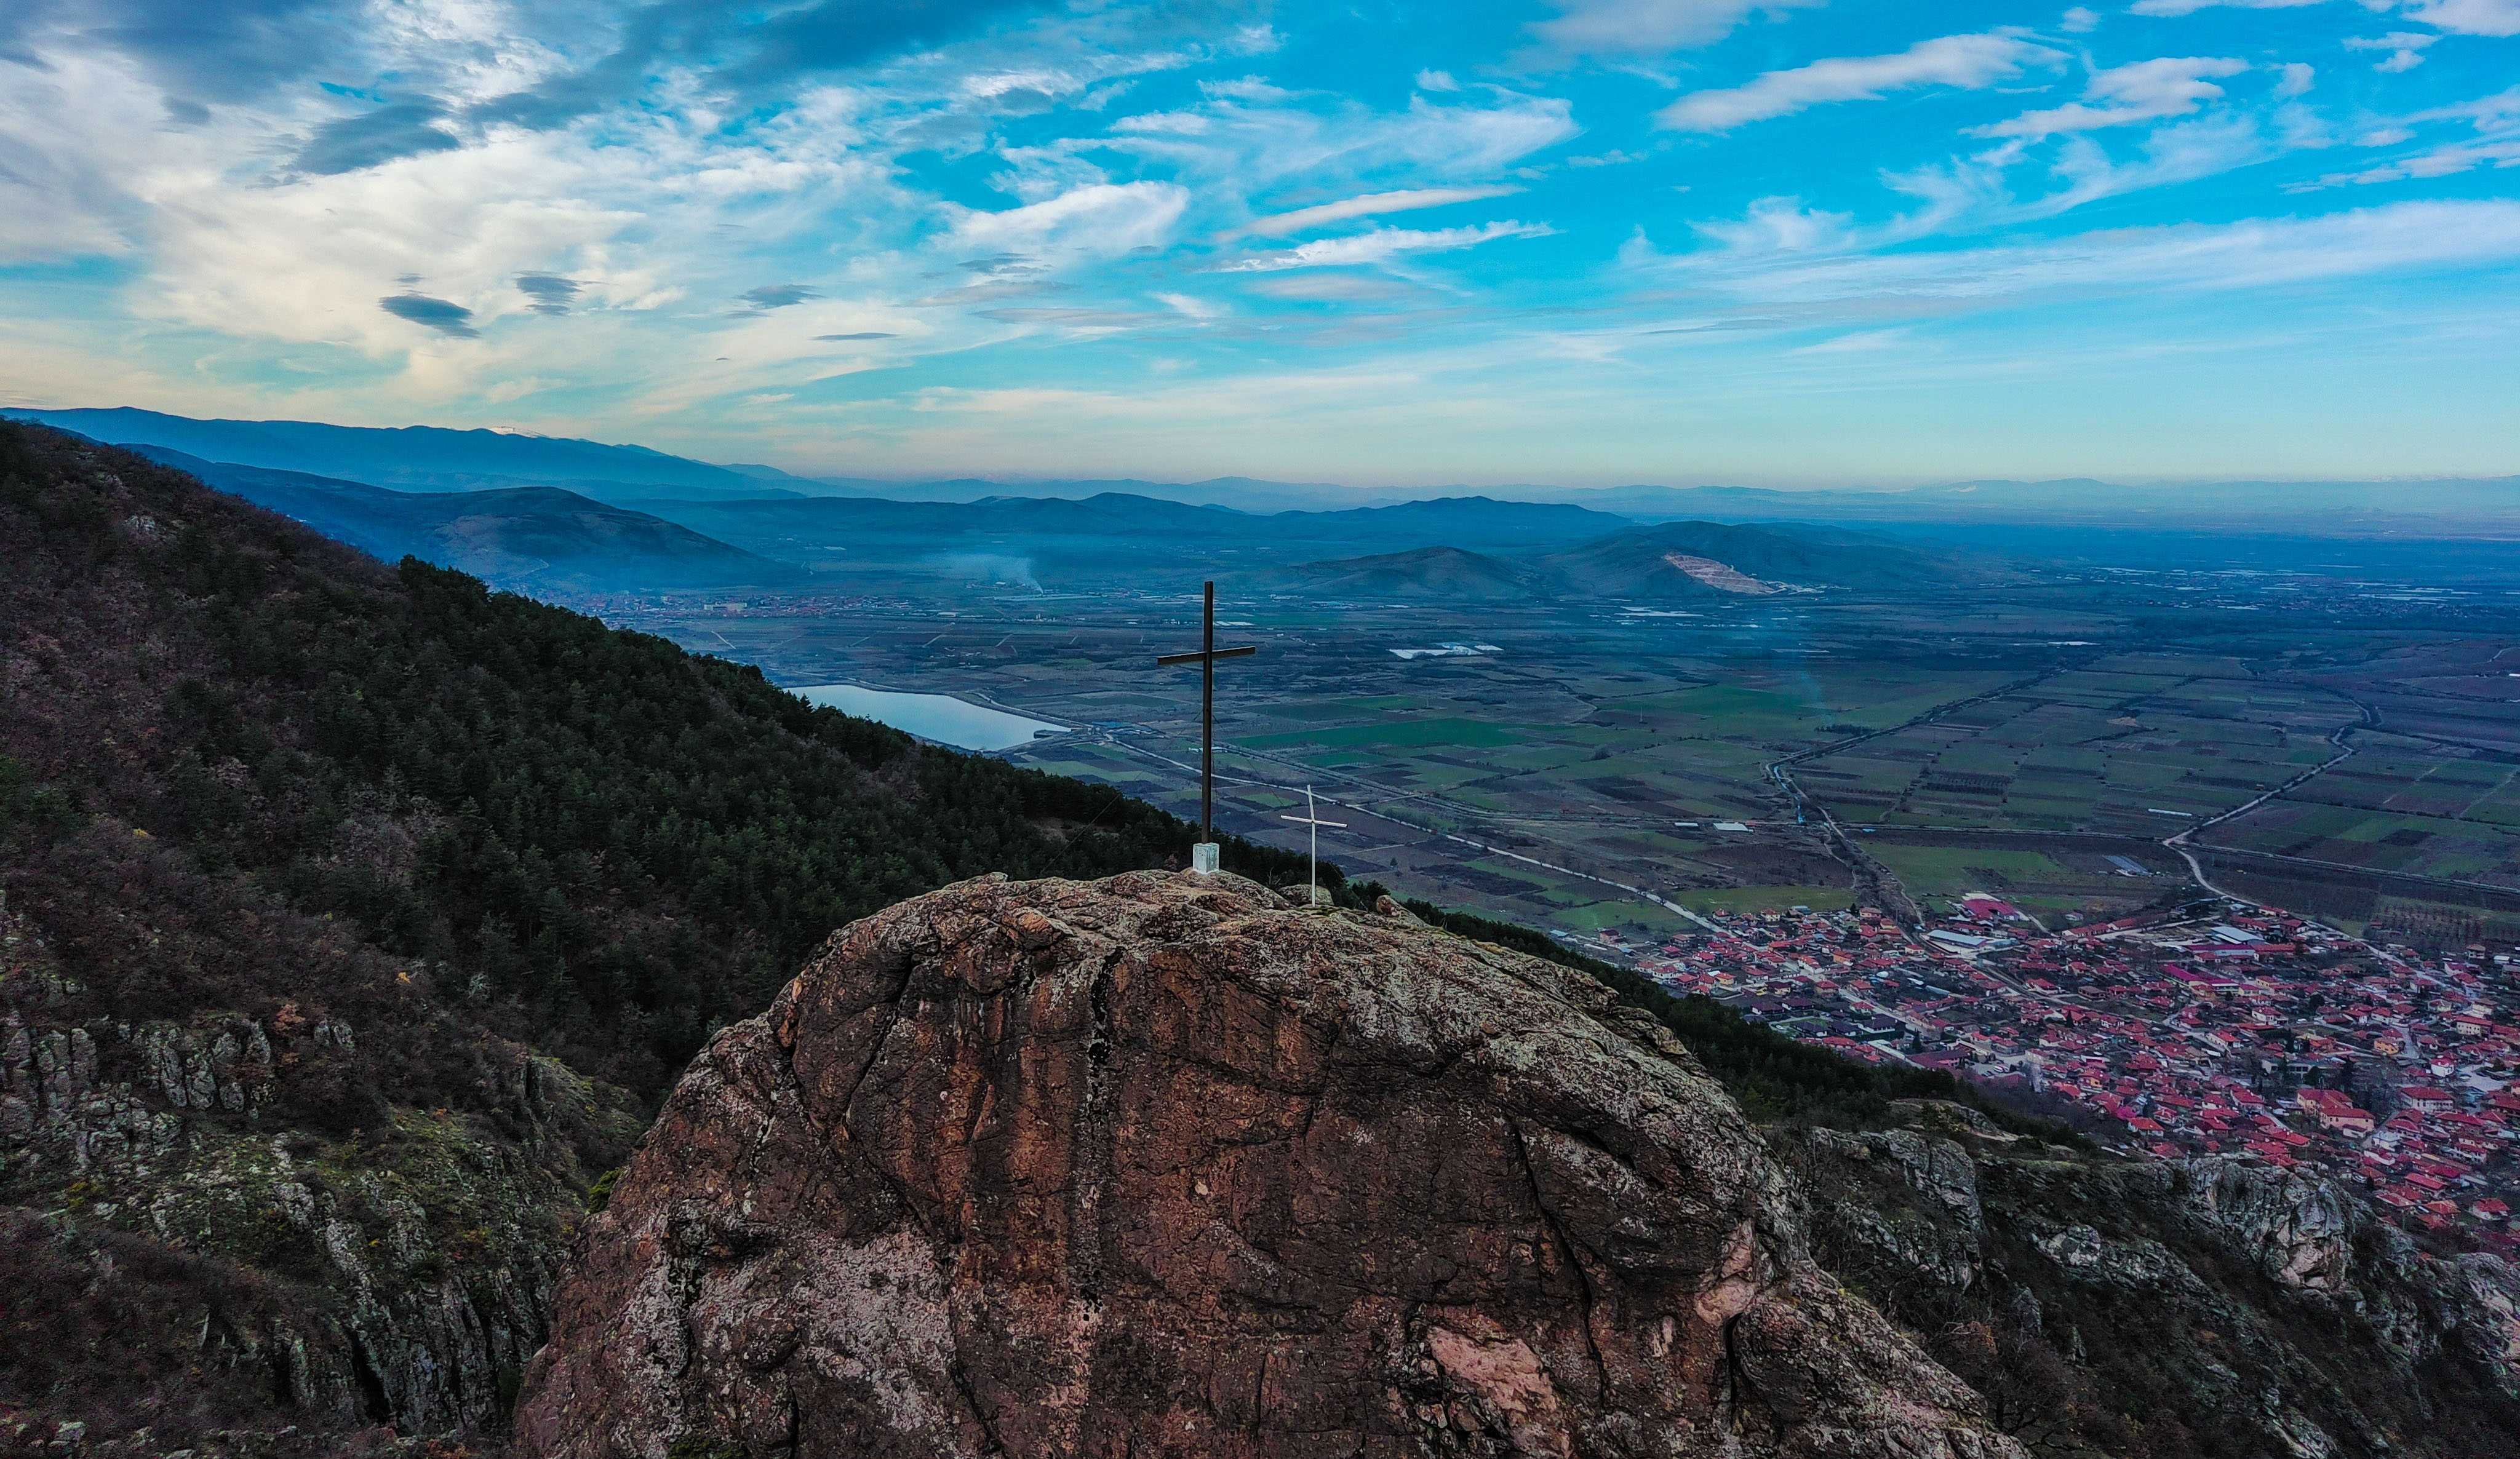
1189, 843, 1221, 875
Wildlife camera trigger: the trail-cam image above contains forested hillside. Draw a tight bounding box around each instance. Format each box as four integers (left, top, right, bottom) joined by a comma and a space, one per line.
6, 425, 2514, 1459
2, 424, 1317, 1091
0, 424, 1315, 1450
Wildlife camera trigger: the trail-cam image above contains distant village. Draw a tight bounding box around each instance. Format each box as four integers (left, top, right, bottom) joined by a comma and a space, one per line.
1586, 892, 2520, 1248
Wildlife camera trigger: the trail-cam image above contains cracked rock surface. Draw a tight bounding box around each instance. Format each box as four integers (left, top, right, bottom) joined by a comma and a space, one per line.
517, 870, 2019, 1459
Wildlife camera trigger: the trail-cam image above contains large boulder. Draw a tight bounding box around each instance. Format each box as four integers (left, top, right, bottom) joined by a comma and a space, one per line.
516, 871, 2019, 1459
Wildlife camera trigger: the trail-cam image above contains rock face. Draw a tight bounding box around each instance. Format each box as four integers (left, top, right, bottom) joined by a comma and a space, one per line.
519, 872, 2021, 1459
1, 889, 632, 1449
1782, 1108, 2520, 1458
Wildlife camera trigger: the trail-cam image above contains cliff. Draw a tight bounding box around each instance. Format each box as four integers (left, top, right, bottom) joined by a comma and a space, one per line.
517, 870, 2027, 1458
518, 872, 2520, 1459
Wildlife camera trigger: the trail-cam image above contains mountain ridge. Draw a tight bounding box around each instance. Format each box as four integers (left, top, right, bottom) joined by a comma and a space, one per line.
127, 446, 796, 592
25, 407, 2519, 536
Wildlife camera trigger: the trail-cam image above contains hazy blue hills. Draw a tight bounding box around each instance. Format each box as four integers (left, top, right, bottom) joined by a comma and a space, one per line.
1534, 520, 1976, 600
4, 405, 770, 500
635, 490, 1632, 559
20, 407, 2516, 539
1269, 495, 1629, 550
132, 448, 795, 592
1265, 546, 1550, 601
1555, 478, 2520, 535
1269, 520, 1976, 604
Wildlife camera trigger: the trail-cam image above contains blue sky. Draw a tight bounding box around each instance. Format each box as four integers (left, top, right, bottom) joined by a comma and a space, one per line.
1, 0, 2515, 488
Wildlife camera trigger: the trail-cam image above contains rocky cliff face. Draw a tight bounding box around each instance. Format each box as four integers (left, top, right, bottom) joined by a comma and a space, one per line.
0, 888, 639, 1455
1782, 1107, 2520, 1457
518, 870, 2025, 1459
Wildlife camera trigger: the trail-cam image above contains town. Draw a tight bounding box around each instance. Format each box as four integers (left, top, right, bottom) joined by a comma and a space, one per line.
1605, 892, 2520, 1249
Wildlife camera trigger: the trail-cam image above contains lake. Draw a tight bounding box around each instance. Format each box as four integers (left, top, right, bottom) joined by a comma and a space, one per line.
791, 682, 1068, 752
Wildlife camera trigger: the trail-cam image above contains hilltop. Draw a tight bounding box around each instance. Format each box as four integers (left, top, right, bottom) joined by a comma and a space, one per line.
131, 448, 794, 593
520, 871, 2520, 1459
1269, 544, 1548, 600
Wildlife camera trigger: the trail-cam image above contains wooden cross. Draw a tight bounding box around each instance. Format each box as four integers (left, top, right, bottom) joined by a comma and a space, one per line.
1155, 581, 1256, 866
1279, 785, 1346, 907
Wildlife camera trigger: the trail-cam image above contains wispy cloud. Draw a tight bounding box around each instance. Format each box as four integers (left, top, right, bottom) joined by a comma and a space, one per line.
1656, 34, 2068, 132
1526, 0, 1824, 63
2133, 0, 2520, 35
1688, 199, 2520, 306
946, 181, 1192, 263
1247, 185, 1521, 237
1, 0, 2514, 483
1975, 57, 2249, 139
1221, 220, 1553, 271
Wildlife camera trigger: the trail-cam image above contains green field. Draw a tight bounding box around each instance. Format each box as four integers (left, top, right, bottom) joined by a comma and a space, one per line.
1798, 667, 2358, 835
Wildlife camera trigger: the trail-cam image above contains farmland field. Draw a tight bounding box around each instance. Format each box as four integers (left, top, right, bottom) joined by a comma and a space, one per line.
607, 555, 2520, 952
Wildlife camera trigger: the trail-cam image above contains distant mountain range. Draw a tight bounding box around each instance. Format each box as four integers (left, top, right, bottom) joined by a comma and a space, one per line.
132, 448, 794, 592
1269, 546, 1549, 601
1534, 520, 1979, 599
19, 406, 2513, 538
5, 406, 781, 503
14, 405, 2514, 608
1269, 521, 1978, 603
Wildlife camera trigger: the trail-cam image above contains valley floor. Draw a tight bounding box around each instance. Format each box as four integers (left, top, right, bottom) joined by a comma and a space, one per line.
594, 563, 2520, 1250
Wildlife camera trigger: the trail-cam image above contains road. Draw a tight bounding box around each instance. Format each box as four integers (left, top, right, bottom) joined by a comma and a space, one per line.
1112, 736, 1732, 934
1763, 670, 2062, 926
2162, 704, 2371, 908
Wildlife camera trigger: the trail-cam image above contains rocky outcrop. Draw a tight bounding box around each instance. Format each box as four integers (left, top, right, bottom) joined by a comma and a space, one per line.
518, 871, 2023, 1459
2, 890, 634, 1447
1781, 1106, 2520, 1458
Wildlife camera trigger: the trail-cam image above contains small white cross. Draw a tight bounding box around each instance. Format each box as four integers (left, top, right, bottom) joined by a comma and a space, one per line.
1279, 785, 1347, 908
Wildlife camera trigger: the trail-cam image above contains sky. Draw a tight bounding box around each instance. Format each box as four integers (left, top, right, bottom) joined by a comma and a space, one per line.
1, 0, 2516, 489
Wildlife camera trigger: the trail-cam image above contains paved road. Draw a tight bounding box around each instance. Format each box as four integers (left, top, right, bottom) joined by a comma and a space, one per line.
1112, 736, 1734, 934
2163, 702, 2372, 909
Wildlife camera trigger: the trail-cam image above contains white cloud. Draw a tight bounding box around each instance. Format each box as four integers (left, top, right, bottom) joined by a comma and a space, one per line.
1388, 95, 1581, 172
2300, 139, 2520, 186
1154, 290, 1223, 319
2397, 0, 2520, 36
1248, 185, 1522, 237
2062, 7, 2103, 33
1525, 0, 1825, 61
1200, 77, 1293, 103
943, 181, 1190, 263
2350, 31, 2441, 71
2275, 62, 2317, 97
2411, 85, 2520, 128
1693, 197, 1859, 253
2132, 0, 2520, 33
1687, 199, 2520, 306
1976, 57, 2248, 139
1222, 220, 1553, 271
1113, 110, 1211, 134
1416, 70, 1460, 92
2129, 0, 2327, 15
1657, 33, 2068, 132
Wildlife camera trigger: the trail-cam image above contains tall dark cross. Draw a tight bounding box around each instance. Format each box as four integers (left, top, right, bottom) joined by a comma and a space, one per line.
1154, 581, 1257, 854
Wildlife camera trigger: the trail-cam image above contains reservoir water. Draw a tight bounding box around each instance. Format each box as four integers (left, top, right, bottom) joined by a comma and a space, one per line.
791, 682, 1067, 752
